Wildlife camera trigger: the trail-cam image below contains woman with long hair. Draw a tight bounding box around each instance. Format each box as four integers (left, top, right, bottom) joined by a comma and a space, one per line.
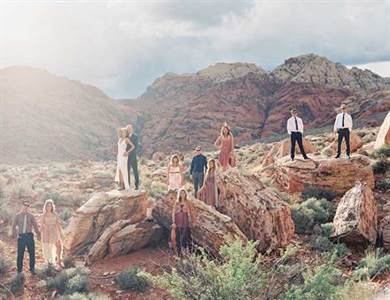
167, 154, 184, 191
197, 159, 225, 209
171, 188, 193, 256
215, 122, 235, 172
115, 128, 134, 190
40, 199, 62, 268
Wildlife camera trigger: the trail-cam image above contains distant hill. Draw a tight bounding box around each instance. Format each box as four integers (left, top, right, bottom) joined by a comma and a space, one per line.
0, 66, 137, 164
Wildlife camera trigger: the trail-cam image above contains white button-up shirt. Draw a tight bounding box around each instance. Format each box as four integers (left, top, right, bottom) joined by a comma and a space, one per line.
287, 116, 304, 134
334, 112, 353, 131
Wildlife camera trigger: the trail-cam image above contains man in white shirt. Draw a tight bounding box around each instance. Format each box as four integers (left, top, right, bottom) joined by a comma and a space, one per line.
287, 109, 309, 161
333, 103, 353, 159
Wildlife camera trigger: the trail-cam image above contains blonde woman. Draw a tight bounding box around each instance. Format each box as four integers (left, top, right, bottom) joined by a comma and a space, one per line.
215, 122, 235, 171
171, 189, 194, 255
115, 128, 134, 190
197, 159, 225, 208
167, 154, 184, 191
40, 199, 62, 267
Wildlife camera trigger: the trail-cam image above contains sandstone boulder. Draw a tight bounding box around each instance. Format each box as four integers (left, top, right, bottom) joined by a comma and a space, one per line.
374, 111, 390, 150
332, 182, 377, 245
152, 191, 247, 256
380, 216, 390, 251
220, 169, 295, 252
274, 154, 374, 194
65, 190, 148, 256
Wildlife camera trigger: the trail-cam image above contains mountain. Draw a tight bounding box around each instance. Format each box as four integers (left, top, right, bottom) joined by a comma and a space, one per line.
0, 66, 136, 164
132, 54, 390, 157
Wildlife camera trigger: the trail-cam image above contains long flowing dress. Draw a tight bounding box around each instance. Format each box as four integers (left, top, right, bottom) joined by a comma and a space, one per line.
115, 139, 130, 190
198, 172, 219, 208
168, 166, 182, 191
173, 204, 191, 255
41, 214, 61, 264
218, 136, 234, 170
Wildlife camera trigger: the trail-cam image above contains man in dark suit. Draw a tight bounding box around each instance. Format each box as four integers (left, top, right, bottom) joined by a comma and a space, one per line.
126, 124, 140, 190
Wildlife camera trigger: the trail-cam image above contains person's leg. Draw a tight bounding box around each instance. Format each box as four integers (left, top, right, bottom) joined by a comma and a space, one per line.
130, 156, 139, 189
198, 172, 204, 190
193, 173, 199, 197
345, 129, 351, 157
127, 155, 132, 187
26, 234, 35, 273
336, 130, 343, 158
297, 133, 308, 159
290, 133, 297, 160
17, 235, 26, 273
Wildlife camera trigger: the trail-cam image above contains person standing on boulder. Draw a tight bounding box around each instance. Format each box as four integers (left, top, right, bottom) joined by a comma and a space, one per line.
334, 103, 353, 159
126, 124, 140, 190
12, 200, 41, 275
287, 109, 309, 161
190, 146, 208, 198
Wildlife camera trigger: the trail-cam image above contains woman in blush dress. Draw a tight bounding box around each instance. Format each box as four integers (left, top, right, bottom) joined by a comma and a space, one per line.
115, 128, 134, 191
215, 122, 235, 172
40, 199, 63, 268
171, 188, 194, 256
167, 154, 184, 191
197, 159, 225, 209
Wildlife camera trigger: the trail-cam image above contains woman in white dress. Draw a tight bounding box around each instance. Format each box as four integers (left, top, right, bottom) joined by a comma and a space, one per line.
167, 154, 184, 191
115, 128, 134, 190
40, 199, 62, 268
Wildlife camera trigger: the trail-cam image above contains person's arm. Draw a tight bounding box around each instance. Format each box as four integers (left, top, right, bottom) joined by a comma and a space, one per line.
348, 114, 353, 131
56, 216, 63, 241
214, 136, 221, 147
167, 165, 171, 185
230, 135, 234, 151
204, 156, 208, 172
300, 118, 304, 134
125, 138, 135, 155
333, 114, 339, 132
12, 214, 18, 238
180, 170, 184, 187
32, 214, 41, 240
190, 158, 194, 175
287, 118, 291, 135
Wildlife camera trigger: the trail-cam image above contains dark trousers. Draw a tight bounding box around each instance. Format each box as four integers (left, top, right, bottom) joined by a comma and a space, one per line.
193, 172, 204, 197
127, 154, 139, 188
17, 233, 35, 273
290, 132, 307, 159
337, 128, 350, 156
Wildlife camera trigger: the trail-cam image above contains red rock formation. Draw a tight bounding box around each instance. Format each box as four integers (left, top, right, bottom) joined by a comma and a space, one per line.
380, 216, 390, 251
332, 182, 377, 245
273, 154, 374, 194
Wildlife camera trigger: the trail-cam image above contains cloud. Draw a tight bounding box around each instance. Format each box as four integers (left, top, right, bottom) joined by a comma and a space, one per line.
0, 0, 389, 98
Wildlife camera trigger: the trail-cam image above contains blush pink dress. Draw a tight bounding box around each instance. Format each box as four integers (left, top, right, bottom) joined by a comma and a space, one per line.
218, 136, 234, 170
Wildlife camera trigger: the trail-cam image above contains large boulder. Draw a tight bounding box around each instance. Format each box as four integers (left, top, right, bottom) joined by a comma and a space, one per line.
380, 216, 390, 251
374, 111, 390, 150
273, 154, 374, 194
220, 169, 295, 252
332, 182, 377, 245
64, 190, 148, 256
152, 191, 247, 256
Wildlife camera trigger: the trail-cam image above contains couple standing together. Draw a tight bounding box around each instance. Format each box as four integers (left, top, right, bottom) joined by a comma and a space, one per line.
115, 124, 140, 190
12, 199, 62, 275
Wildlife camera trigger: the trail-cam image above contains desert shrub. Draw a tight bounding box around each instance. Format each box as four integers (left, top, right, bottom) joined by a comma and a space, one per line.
46, 267, 89, 295
0, 256, 9, 275
371, 159, 390, 174
151, 240, 267, 300
9, 273, 24, 295
375, 179, 390, 191
302, 187, 337, 201
310, 235, 334, 253
334, 281, 375, 300
115, 266, 149, 292
149, 181, 166, 199
370, 145, 390, 160
63, 256, 76, 269
291, 198, 335, 234
321, 147, 334, 157
60, 208, 72, 225
37, 263, 58, 278
58, 293, 109, 300
352, 249, 390, 281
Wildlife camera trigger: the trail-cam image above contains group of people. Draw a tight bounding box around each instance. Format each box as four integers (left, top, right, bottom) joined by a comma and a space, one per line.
12, 199, 62, 275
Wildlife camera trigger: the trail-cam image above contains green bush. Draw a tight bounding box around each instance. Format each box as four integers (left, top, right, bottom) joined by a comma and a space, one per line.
370, 145, 390, 160
37, 263, 58, 278
63, 256, 76, 269
9, 273, 24, 295
375, 179, 390, 191
372, 159, 390, 174
115, 267, 149, 292
46, 267, 89, 295
302, 187, 337, 201
0, 256, 9, 275
353, 249, 390, 281
310, 236, 334, 253
60, 208, 72, 225
291, 198, 335, 234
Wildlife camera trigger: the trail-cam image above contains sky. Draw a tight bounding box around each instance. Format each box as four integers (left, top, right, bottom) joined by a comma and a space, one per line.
0, 0, 390, 98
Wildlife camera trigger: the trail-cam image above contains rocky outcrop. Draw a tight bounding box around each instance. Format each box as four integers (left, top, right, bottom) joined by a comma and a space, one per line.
321, 131, 363, 155
274, 154, 374, 194
332, 182, 377, 245
220, 169, 295, 252
152, 191, 248, 256
374, 111, 390, 150
64, 190, 148, 256
380, 216, 390, 251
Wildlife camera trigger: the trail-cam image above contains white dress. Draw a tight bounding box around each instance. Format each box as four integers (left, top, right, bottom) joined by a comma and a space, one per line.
168, 165, 182, 191
115, 139, 130, 190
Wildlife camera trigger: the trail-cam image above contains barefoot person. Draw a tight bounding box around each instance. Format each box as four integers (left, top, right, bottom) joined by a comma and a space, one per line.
40, 199, 62, 268
167, 154, 184, 191
197, 159, 225, 209
126, 124, 140, 190
12, 200, 41, 275
287, 109, 309, 161
115, 128, 134, 190
190, 146, 208, 198
215, 122, 235, 171
334, 103, 353, 159
171, 189, 194, 256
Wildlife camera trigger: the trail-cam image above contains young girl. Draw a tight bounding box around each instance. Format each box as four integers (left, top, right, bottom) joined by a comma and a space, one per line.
167, 154, 184, 191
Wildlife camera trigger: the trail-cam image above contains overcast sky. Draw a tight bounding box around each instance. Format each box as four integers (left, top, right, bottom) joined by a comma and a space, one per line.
1, 0, 389, 98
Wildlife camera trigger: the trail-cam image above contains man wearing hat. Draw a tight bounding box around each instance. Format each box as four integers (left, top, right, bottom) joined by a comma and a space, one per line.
287, 109, 309, 161
333, 103, 353, 159
190, 145, 208, 197
12, 200, 41, 275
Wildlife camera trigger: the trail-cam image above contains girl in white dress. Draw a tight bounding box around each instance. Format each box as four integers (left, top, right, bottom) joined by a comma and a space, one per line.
167, 154, 184, 191
115, 128, 134, 191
